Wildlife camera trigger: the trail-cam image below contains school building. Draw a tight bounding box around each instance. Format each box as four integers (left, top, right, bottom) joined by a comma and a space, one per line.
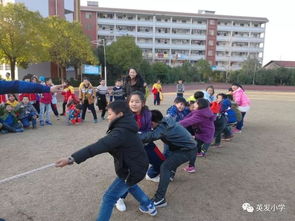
80, 6, 268, 71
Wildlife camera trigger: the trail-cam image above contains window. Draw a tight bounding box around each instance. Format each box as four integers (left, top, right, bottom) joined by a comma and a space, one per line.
209, 20, 215, 25
5, 64, 10, 70
0, 64, 3, 70
209, 30, 215, 36
208, 50, 213, 56
85, 12, 92, 19
208, 40, 214, 46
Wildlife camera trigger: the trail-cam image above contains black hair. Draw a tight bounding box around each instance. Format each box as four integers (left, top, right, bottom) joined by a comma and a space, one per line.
228, 88, 233, 92
174, 96, 187, 105
107, 100, 131, 115
151, 110, 163, 123
232, 83, 244, 91
217, 93, 227, 99
8, 94, 18, 101
194, 91, 204, 100
127, 91, 149, 112
226, 94, 234, 101
206, 85, 215, 95
196, 98, 209, 109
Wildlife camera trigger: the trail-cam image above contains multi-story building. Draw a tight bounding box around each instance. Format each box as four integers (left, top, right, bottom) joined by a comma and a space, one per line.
80, 6, 268, 71
0, 0, 80, 79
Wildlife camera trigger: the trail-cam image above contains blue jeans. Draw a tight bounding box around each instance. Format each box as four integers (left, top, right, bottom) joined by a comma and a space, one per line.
96, 177, 152, 221
20, 114, 37, 128
40, 103, 51, 123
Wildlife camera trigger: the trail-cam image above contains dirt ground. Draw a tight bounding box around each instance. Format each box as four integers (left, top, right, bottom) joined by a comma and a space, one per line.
0, 89, 295, 221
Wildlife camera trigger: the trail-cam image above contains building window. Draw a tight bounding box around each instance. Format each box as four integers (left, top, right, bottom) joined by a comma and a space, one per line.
209, 30, 215, 36
209, 20, 215, 25
85, 12, 92, 19
208, 50, 213, 56
0, 64, 3, 70
208, 40, 214, 46
5, 64, 10, 70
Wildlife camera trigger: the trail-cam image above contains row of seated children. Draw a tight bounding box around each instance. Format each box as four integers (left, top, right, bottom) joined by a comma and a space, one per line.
0, 95, 38, 134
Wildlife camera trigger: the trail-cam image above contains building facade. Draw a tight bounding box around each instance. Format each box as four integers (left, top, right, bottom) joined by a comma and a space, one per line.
0, 0, 80, 80
80, 6, 268, 71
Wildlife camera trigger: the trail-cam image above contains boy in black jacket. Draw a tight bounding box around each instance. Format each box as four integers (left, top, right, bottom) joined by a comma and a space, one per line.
139, 110, 197, 208
56, 101, 157, 221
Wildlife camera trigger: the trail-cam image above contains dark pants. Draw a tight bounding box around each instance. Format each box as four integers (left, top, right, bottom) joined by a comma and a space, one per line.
176, 93, 183, 97
214, 115, 227, 145
61, 101, 67, 115
223, 124, 233, 138
1, 122, 23, 132
236, 112, 246, 130
154, 93, 160, 105
51, 103, 59, 117
154, 149, 195, 200
82, 100, 97, 120
97, 95, 107, 118
188, 139, 209, 167
33, 101, 40, 114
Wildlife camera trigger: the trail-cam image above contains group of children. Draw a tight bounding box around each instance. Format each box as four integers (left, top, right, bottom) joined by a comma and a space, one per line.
55, 81, 250, 221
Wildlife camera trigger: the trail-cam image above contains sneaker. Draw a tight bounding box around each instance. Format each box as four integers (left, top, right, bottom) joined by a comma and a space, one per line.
60, 113, 65, 116
222, 138, 232, 142
183, 166, 196, 173
232, 128, 241, 134
40, 121, 44, 126
45, 121, 52, 125
145, 174, 160, 183
115, 198, 126, 212
139, 202, 157, 216
152, 198, 167, 208
94, 119, 98, 123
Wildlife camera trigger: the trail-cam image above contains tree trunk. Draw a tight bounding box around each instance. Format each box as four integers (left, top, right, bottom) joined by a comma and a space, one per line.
10, 59, 16, 80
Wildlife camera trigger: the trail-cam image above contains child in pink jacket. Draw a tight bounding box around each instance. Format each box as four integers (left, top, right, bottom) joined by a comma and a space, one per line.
232, 83, 250, 132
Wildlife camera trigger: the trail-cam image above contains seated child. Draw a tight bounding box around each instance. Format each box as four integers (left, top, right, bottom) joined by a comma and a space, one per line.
18, 96, 38, 128
0, 104, 24, 133
6, 94, 19, 107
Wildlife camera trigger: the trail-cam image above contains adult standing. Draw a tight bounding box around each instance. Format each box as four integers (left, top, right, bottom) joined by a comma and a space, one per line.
123, 68, 145, 97
231, 83, 250, 133
79, 78, 98, 123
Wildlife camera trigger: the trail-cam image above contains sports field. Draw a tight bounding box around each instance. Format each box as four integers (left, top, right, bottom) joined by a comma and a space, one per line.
0, 89, 294, 221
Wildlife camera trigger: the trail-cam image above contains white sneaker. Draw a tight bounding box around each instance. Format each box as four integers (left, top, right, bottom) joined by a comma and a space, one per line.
115, 198, 126, 212
145, 174, 160, 183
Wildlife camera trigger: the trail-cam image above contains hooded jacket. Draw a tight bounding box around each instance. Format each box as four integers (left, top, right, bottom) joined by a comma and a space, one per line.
233, 87, 250, 107
139, 117, 196, 151
180, 107, 216, 144
71, 112, 149, 186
